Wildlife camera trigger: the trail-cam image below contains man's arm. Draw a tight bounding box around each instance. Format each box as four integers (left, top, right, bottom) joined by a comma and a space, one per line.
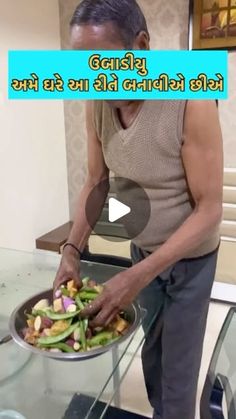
133, 100, 223, 284
84, 100, 223, 326
54, 102, 109, 291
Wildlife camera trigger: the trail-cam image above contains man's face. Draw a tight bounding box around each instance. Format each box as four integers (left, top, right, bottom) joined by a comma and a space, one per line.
71, 23, 140, 108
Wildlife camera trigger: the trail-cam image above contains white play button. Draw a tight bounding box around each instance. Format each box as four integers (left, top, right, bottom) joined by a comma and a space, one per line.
108, 197, 131, 223
85, 177, 151, 242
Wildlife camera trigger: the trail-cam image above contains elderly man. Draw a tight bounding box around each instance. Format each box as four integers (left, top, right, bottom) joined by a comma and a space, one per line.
54, 1, 223, 418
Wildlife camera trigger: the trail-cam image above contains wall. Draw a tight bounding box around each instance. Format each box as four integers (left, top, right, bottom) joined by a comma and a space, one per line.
0, 0, 70, 251
59, 0, 236, 216
219, 52, 236, 167
58, 0, 88, 219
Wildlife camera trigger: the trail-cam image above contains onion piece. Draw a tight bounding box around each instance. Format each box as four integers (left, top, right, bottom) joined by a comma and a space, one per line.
55, 289, 62, 298
62, 296, 75, 311
73, 342, 80, 351
66, 339, 76, 348
73, 328, 81, 342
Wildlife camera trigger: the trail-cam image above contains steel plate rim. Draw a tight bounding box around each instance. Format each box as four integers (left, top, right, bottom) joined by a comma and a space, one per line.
9, 289, 141, 361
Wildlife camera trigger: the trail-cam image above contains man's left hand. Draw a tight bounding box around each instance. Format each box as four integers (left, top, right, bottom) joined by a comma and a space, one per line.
81, 270, 141, 327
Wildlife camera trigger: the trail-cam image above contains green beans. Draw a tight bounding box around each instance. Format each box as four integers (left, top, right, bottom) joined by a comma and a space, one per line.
25, 312, 35, 320
81, 287, 99, 294
87, 331, 115, 347
32, 309, 48, 317
83, 319, 88, 332
61, 288, 70, 297
78, 291, 98, 301
75, 295, 85, 310
40, 342, 75, 353
79, 320, 87, 351
44, 309, 80, 320
37, 322, 79, 345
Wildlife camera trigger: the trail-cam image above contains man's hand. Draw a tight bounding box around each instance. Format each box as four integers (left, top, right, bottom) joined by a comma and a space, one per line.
53, 246, 82, 296
52, 101, 109, 297
82, 270, 141, 327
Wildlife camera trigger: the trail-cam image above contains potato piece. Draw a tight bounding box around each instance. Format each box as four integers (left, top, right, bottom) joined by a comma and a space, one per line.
43, 328, 52, 337
69, 287, 78, 298
25, 335, 36, 345
66, 304, 77, 313
88, 279, 96, 288
53, 298, 63, 313
67, 279, 75, 291
33, 299, 49, 311
27, 318, 35, 328
109, 315, 119, 329
34, 316, 42, 332
24, 329, 38, 344
93, 285, 104, 294
114, 316, 129, 333
50, 320, 70, 336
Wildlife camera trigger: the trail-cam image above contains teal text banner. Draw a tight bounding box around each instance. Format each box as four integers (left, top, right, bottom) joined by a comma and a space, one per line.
8, 50, 228, 100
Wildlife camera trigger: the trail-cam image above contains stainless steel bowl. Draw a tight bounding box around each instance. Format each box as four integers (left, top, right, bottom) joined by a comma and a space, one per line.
9, 289, 141, 361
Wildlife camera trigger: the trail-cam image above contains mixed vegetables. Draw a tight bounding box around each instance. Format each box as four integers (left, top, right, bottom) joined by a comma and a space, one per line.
23, 278, 130, 354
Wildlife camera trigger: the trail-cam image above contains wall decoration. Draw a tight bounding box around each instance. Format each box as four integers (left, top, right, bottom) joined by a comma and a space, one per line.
190, 0, 236, 49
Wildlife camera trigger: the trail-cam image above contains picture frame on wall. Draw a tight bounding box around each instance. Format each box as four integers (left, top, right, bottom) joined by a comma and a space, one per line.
189, 0, 236, 49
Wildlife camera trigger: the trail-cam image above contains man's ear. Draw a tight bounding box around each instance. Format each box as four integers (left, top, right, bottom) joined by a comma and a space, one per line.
133, 31, 150, 50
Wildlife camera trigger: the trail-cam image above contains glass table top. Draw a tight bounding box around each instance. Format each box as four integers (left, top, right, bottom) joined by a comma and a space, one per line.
0, 248, 154, 419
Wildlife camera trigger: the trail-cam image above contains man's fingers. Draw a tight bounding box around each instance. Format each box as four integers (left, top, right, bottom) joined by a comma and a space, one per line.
74, 277, 82, 289
53, 276, 81, 297
90, 306, 117, 328
53, 277, 66, 297
103, 309, 118, 327
53, 278, 61, 297
81, 296, 104, 318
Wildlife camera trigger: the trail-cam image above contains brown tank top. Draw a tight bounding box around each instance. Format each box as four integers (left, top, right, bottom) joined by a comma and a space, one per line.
93, 100, 220, 258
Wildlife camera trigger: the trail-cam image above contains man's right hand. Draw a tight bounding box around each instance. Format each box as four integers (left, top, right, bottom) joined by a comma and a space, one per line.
53, 246, 82, 296
52, 101, 109, 297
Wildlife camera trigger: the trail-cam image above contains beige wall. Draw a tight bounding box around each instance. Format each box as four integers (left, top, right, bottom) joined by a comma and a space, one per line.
58, 0, 87, 219
219, 52, 236, 168
0, 0, 70, 251
59, 0, 236, 217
